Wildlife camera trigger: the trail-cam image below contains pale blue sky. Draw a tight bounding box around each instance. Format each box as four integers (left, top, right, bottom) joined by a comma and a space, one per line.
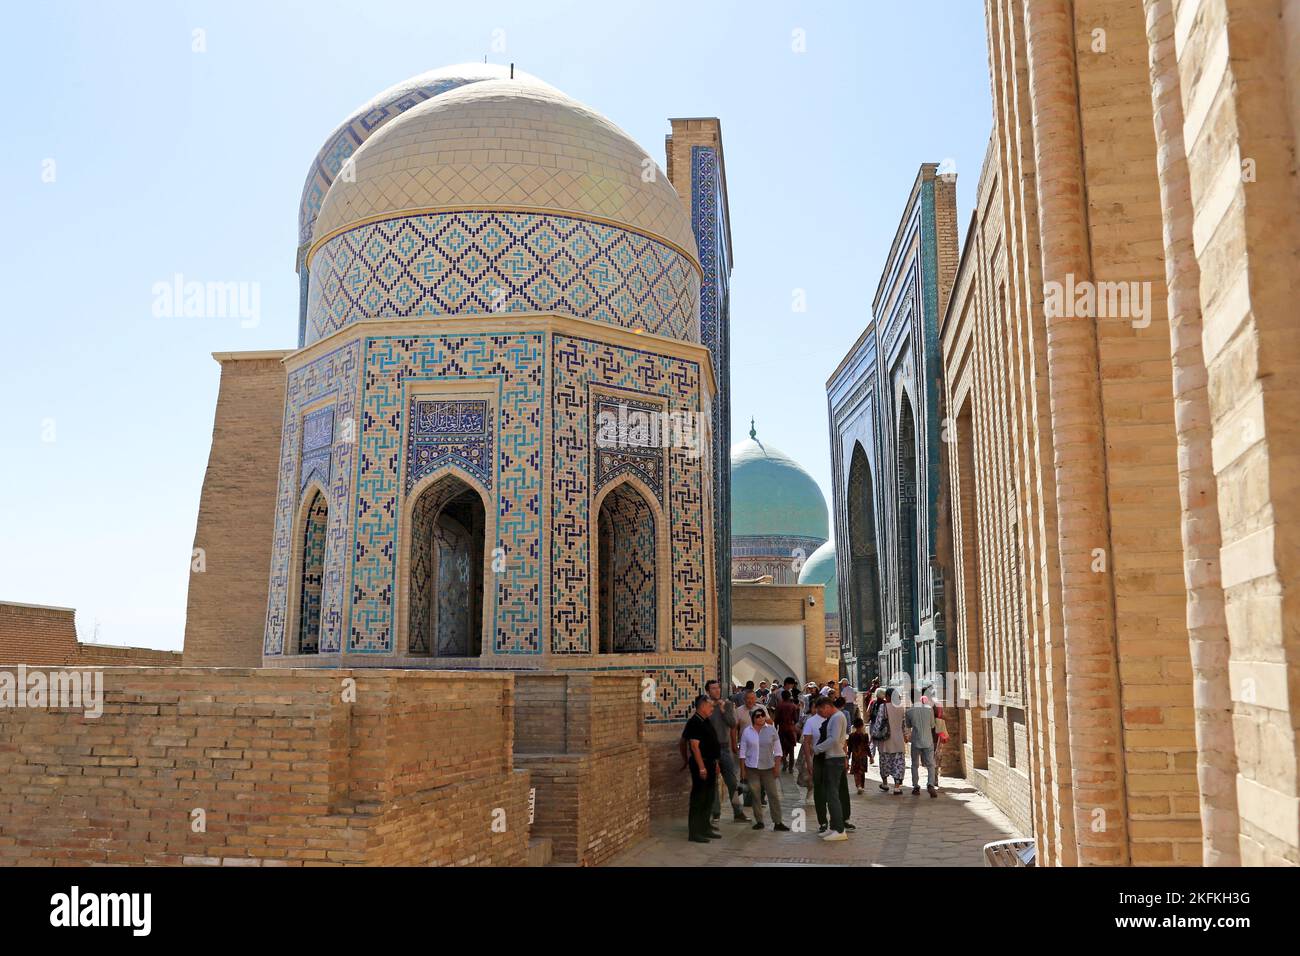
0, 0, 992, 649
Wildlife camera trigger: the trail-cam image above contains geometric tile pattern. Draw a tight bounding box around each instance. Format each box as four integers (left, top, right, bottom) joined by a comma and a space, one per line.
297, 74, 487, 247
264, 341, 361, 656
405, 398, 493, 493
305, 211, 700, 346
408, 488, 436, 655
550, 334, 706, 654
600, 482, 657, 652
350, 333, 543, 654
569, 664, 705, 723
691, 146, 721, 362
592, 392, 666, 503
297, 490, 328, 654
300, 405, 335, 493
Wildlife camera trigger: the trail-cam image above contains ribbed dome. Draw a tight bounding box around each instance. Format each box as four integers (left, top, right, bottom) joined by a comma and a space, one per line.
797, 540, 838, 614
730, 429, 830, 540
309, 79, 698, 259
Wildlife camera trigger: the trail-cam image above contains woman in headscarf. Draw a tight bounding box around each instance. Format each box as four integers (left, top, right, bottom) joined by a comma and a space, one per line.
872, 686, 908, 794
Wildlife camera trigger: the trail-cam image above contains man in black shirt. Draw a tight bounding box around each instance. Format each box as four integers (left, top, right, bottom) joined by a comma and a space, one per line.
681, 694, 722, 843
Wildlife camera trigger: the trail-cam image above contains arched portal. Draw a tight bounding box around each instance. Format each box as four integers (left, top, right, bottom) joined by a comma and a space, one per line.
846, 442, 882, 684
896, 392, 920, 649
408, 473, 486, 657
596, 480, 658, 653
297, 488, 328, 654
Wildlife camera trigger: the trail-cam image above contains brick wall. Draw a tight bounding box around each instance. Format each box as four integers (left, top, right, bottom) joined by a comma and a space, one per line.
0, 602, 181, 668
183, 352, 289, 668
0, 668, 528, 866
1168, 0, 1300, 866
514, 674, 649, 865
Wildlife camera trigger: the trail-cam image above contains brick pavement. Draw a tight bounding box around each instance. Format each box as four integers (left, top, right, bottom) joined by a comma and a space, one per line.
604, 754, 1025, 867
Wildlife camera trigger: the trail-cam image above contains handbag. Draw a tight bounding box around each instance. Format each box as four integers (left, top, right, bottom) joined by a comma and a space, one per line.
798, 760, 813, 788
935, 716, 949, 744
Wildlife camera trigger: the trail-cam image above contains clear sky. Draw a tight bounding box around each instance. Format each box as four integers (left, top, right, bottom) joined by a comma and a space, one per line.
0, 0, 992, 649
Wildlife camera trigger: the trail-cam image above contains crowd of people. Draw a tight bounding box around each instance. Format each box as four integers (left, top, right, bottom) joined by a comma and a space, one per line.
680, 675, 948, 844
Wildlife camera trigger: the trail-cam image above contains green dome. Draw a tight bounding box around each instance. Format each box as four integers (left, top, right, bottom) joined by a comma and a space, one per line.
730, 427, 830, 540
797, 540, 838, 614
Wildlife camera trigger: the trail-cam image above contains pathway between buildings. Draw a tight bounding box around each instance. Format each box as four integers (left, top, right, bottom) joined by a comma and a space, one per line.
607, 759, 1024, 867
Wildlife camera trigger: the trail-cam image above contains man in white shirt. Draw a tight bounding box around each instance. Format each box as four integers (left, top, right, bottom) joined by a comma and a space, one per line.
739, 708, 789, 831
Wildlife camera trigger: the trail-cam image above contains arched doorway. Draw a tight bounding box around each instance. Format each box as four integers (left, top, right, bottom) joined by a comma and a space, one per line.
297, 488, 328, 655
896, 391, 920, 664
596, 481, 658, 653
846, 442, 882, 684
408, 474, 486, 657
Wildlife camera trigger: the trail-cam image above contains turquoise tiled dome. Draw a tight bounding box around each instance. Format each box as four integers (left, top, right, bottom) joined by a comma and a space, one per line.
730, 426, 830, 540
797, 539, 838, 614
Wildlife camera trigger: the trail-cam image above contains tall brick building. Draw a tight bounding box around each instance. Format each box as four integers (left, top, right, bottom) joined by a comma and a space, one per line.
886, 0, 1300, 866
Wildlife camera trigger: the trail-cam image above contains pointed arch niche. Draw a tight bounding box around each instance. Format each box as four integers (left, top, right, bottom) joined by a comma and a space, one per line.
293, 484, 329, 655
401, 470, 489, 658
592, 474, 667, 654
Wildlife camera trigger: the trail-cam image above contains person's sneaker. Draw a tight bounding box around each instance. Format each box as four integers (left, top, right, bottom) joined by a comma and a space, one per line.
912, 786, 921, 795
733, 812, 750, 823
857, 788, 865, 795
928, 786, 938, 798
690, 835, 711, 843
821, 830, 848, 842
774, 823, 791, 832
752, 821, 765, 830
844, 822, 856, 831
878, 783, 889, 792
707, 830, 722, 839
818, 824, 828, 834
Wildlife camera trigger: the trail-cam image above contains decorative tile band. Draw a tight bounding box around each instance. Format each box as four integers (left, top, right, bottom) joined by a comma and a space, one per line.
301, 406, 335, 493
592, 391, 666, 504
691, 146, 721, 361
305, 211, 700, 346
406, 398, 493, 493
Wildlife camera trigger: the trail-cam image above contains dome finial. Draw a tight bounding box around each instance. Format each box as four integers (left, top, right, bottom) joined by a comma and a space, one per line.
749, 417, 756, 440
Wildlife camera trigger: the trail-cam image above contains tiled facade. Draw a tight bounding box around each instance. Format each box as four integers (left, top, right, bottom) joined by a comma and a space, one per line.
827, 166, 960, 695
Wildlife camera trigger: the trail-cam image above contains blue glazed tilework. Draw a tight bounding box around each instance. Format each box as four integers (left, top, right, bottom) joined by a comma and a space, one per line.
306, 211, 700, 346
349, 333, 543, 654
265, 341, 361, 655
550, 335, 706, 655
